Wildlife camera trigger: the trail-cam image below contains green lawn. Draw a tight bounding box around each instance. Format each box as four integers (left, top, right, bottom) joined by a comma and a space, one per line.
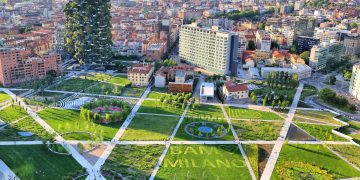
138, 100, 184, 115
300, 84, 317, 101
121, 115, 179, 141
295, 123, 346, 141
174, 117, 234, 141
107, 75, 131, 86
147, 87, 171, 99
272, 144, 360, 179
0, 117, 51, 141
243, 144, 259, 179
102, 145, 164, 179
120, 87, 145, 97
328, 145, 360, 168
294, 110, 341, 125
0, 91, 11, 103
0, 105, 28, 123
49, 78, 98, 92
38, 108, 122, 140
232, 120, 283, 140
224, 106, 283, 120
186, 104, 225, 119
0, 145, 85, 180
155, 145, 252, 179
338, 120, 360, 143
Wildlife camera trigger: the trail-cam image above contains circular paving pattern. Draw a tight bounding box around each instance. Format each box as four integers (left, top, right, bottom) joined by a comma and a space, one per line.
184, 121, 227, 139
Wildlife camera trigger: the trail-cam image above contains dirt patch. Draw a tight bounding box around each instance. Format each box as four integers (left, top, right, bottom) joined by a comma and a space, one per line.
258, 144, 274, 178
286, 124, 316, 141
82, 144, 108, 165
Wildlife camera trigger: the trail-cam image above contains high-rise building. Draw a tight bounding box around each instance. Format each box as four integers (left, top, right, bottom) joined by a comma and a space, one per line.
256, 30, 271, 51
309, 41, 344, 71
294, 16, 316, 37
64, 0, 113, 65
52, 24, 65, 53
349, 63, 360, 101
179, 23, 239, 75
343, 34, 360, 56
0, 48, 62, 87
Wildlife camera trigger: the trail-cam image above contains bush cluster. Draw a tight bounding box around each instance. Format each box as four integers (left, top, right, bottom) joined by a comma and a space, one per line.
81, 100, 131, 123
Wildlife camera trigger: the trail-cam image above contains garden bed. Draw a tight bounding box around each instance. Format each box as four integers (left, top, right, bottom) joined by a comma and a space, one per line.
272, 144, 360, 179
102, 145, 164, 179
231, 120, 283, 140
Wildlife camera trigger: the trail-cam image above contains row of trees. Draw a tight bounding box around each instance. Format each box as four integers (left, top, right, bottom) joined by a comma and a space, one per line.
266, 71, 299, 89
159, 93, 195, 109
319, 88, 357, 111
251, 92, 292, 109
226, 10, 260, 21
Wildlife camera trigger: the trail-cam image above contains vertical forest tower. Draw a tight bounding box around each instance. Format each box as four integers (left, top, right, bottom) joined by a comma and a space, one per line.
64, 0, 112, 65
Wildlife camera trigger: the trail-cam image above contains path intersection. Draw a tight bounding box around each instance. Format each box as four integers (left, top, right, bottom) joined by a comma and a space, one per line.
0, 81, 359, 180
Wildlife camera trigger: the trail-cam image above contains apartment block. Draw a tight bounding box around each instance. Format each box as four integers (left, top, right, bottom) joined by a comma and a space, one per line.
127, 63, 154, 86
349, 63, 360, 101
0, 48, 62, 87
309, 41, 344, 71
179, 23, 239, 76
343, 34, 360, 56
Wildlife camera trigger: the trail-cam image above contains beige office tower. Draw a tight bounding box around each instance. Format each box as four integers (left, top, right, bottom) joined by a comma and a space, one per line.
179, 23, 239, 75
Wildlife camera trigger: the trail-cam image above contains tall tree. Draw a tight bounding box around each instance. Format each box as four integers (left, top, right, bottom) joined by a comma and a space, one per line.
64, 0, 113, 66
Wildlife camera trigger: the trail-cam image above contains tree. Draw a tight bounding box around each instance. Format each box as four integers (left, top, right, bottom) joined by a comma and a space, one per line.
343, 70, 352, 81
289, 45, 297, 54
258, 22, 265, 30
271, 41, 279, 50
327, 76, 336, 85
350, 22, 358, 29
251, 95, 257, 103
263, 95, 268, 106
248, 40, 256, 50
272, 100, 276, 108
64, 0, 113, 66
299, 51, 310, 64
318, 88, 336, 102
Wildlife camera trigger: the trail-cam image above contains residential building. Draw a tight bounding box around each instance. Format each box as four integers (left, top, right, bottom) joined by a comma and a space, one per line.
127, 63, 154, 86
261, 63, 312, 80
309, 41, 344, 71
314, 28, 339, 43
256, 31, 271, 51
343, 34, 360, 56
179, 23, 239, 76
0, 47, 62, 87
296, 36, 320, 53
294, 17, 316, 37
223, 80, 249, 100
145, 43, 167, 61
154, 65, 194, 93
52, 24, 65, 53
349, 64, 360, 101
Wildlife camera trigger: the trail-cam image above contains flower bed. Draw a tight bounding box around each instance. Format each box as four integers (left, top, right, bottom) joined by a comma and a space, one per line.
81, 100, 131, 124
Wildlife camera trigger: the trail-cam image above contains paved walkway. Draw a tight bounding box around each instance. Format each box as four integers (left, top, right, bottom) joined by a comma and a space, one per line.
260, 83, 304, 180
0, 88, 95, 178
148, 103, 190, 180
221, 104, 257, 180
92, 84, 152, 174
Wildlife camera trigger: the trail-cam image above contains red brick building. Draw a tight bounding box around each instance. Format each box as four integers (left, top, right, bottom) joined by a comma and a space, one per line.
0, 48, 62, 87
